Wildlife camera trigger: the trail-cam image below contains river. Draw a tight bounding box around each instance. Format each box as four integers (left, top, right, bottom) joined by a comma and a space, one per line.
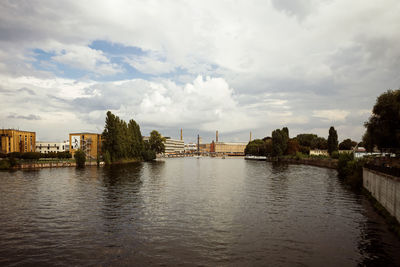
0, 158, 399, 266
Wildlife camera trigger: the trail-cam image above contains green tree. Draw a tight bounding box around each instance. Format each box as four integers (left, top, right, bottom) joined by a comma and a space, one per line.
102, 111, 145, 162
363, 89, 400, 153
74, 149, 86, 167
149, 130, 165, 154
327, 126, 338, 155
311, 137, 328, 150
339, 139, 357, 150
272, 128, 289, 156
296, 134, 318, 147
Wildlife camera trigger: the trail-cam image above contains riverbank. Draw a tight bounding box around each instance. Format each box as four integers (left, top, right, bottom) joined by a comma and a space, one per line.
266, 157, 338, 169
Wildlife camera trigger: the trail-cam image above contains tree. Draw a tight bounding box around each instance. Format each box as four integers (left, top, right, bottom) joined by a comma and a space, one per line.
74, 149, 86, 167
296, 134, 317, 147
102, 111, 146, 161
272, 128, 289, 156
287, 139, 300, 155
363, 89, 400, 152
310, 137, 328, 150
149, 130, 165, 154
327, 126, 338, 155
339, 139, 357, 150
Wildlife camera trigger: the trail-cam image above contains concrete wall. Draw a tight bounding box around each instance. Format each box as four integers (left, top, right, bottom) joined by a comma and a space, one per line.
363, 168, 400, 223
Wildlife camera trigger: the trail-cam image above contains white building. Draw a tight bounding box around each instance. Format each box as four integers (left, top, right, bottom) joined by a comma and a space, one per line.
164, 137, 184, 154
36, 141, 69, 154
309, 149, 329, 156
184, 143, 197, 153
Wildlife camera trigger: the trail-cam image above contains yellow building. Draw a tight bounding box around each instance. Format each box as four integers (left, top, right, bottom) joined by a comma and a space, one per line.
69, 133, 102, 159
212, 142, 247, 155
0, 129, 36, 154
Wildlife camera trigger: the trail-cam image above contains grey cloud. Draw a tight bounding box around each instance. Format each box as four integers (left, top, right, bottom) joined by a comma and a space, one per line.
18, 87, 36, 95
7, 113, 41, 120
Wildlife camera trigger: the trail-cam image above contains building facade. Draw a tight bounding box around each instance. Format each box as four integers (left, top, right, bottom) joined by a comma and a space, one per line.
0, 129, 36, 154
164, 137, 185, 154
184, 143, 197, 153
36, 141, 69, 154
211, 142, 247, 155
69, 133, 102, 159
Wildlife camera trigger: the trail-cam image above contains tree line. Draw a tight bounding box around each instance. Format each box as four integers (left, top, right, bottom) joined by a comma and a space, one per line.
101, 111, 165, 163
245, 126, 358, 157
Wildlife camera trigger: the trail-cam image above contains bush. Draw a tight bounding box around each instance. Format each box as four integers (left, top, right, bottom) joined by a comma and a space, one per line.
331, 151, 339, 159
21, 152, 41, 161
56, 152, 72, 159
103, 151, 111, 165
142, 150, 156, 161
7, 152, 22, 158
0, 153, 7, 158
74, 149, 86, 167
337, 153, 354, 178
295, 152, 306, 160
0, 159, 11, 170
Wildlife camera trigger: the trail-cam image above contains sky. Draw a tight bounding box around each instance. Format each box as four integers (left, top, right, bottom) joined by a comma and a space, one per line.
1, 0, 399, 143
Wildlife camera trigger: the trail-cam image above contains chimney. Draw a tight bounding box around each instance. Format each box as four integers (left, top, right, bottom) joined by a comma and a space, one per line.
180, 128, 183, 140
216, 130, 219, 142
250, 131, 252, 141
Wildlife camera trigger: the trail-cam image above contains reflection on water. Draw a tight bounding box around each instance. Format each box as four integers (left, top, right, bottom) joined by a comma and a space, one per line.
0, 158, 399, 266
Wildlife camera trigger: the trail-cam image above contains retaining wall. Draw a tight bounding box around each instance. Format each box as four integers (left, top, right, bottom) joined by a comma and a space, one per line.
363, 168, 400, 223
267, 158, 338, 169
17, 161, 99, 169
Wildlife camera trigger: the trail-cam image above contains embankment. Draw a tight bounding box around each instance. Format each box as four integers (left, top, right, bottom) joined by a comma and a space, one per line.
16, 161, 100, 169
267, 157, 338, 169
363, 167, 400, 223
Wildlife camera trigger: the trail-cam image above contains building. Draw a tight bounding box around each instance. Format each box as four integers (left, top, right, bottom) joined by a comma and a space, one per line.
0, 129, 36, 154
184, 143, 197, 153
36, 141, 69, 154
309, 149, 329, 156
164, 137, 184, 154
69, 133, 102, 159
211, 142, 247, 155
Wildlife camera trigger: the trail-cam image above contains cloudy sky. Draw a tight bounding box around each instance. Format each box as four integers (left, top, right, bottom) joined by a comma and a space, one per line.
1, 0, 399, 143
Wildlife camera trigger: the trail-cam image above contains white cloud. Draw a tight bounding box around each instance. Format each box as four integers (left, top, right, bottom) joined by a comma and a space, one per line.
1, 0, 399, 141
312, 109, 349, 122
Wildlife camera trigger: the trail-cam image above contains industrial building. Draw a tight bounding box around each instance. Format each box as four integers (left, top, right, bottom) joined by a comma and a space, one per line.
36, 141, 69, 154
164, 137, 185, 155
211, 141, 247, 155
0, 129, 36, 154
209, 130, 247, 156
69, 133, 102, 159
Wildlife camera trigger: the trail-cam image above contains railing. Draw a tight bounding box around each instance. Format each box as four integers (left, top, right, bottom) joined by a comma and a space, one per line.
364, 163, 400, 177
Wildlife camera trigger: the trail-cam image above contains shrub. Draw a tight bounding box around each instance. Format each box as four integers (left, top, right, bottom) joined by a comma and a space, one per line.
295, 152, 306, 160
0, 153, 7, 158
7, 152, 22, 158
0, 159, 11, 170
142, 150, 156, 161
331, 151, 339, 159
74, 149, 86, 167
21, 152, 41, 161
337, 153, 354, 178
103, 151, 111, 165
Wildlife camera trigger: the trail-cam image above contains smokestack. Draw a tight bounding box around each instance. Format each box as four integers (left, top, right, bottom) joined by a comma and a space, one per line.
250, 131, 252, 141
216, 130, 219, 142
180, 128, 183, 140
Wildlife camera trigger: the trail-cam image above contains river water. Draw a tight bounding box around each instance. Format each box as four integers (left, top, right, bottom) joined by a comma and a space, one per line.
0, 158, 399, 266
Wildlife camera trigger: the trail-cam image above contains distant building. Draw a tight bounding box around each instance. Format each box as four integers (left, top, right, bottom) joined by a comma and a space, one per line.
0, 129, 36, 154
164, 137, 184, 154
36, 141, 69, 154
211, 141, 247, 155
69, 133, 102, 159
184, 143, 197, 153
309, 149, 329, 156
